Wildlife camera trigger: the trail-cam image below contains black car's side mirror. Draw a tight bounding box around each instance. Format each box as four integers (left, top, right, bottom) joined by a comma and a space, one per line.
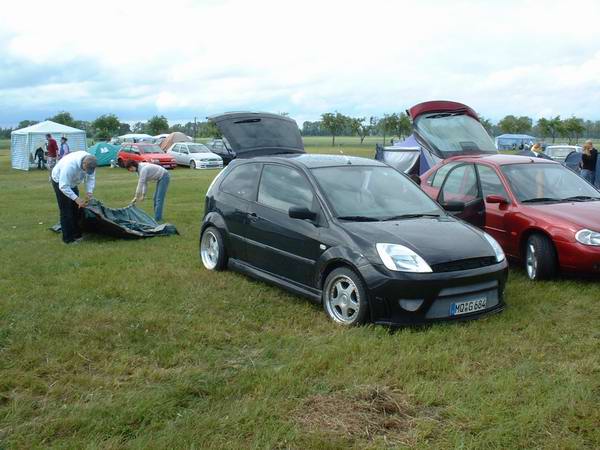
442, 201, 465, 212
289, 206, 317, 221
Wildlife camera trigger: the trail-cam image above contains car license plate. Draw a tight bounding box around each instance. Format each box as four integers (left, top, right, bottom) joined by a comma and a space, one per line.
450, 297, 487, 316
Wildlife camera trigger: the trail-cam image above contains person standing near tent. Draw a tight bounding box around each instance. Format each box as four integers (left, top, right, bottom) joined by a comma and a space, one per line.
580, 140, 598, 185
46, 133, 59, 170
125, 160, 170, 222
51, 152, 97, 244
58, 136, 70, 159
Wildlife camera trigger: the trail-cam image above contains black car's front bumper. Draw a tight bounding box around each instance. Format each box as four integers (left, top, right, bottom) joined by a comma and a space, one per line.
359, 261, 508, 326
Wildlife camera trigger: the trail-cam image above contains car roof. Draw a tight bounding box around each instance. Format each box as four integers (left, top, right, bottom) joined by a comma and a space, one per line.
240, 153, 387, 169
443, 154, 560, 166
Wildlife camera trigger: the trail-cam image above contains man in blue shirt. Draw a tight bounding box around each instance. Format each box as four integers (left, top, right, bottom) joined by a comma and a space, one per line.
58, 136, 70, 159
51, 152, 97, 244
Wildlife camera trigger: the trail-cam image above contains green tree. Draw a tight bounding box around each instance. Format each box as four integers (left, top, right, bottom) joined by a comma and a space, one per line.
17, 120, 39, 129
562, 117, 585, 144
119, 122, 131, 135
321, 112, 348, 146
537, 116, 562, 143
349, 117, 370, 144
132, 122, 146, 133
47, 111, 76, 128
379, 114, 397, 145
393, 112, 411, 140
92, 114, 121, 140
479, 117, 494, 136
498, 115, 532, 134
146, 115, 169, 135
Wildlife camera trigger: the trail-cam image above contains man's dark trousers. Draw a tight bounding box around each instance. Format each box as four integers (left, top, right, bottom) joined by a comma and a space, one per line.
51, 181, 82, 243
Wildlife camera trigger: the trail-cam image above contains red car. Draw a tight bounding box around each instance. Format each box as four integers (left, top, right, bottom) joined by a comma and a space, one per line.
117, 143, 177, 169
421, 154, 600, 280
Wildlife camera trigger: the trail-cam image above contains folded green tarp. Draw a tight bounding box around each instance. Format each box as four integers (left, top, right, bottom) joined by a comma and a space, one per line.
51, 199, 178, 238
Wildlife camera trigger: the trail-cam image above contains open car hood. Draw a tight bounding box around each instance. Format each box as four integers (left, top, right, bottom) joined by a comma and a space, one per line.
209, 112, 305, 158
407, 100, 498, 159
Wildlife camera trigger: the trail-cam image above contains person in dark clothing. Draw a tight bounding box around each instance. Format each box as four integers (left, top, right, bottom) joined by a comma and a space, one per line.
580, 140, 598, 185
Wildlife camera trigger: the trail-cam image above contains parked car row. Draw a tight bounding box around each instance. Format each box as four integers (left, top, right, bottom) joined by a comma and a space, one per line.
198, 109, 600, 328
116, 142, 224, 170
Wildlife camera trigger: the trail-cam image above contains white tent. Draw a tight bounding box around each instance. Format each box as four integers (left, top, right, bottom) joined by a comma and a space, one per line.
11, 120, 87, 171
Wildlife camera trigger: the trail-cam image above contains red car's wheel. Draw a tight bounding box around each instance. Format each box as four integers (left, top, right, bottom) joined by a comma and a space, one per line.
525, 234, 557, 280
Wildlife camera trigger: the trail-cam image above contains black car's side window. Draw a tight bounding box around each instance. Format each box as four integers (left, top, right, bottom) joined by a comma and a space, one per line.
258, 165, 314, 212
476, 165, 509, 199
220, 163, 261, 200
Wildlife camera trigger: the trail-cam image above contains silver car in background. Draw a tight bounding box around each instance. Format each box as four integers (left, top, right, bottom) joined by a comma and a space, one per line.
545, 145, 582, 162
166, 143, 224, 169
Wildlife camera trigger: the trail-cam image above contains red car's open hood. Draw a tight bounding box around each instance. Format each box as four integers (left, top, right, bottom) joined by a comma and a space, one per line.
408, 100, 479, 121
524, 201, 600, 231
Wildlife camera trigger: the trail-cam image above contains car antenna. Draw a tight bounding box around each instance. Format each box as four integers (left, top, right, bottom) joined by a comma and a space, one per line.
339, 148, 352, 164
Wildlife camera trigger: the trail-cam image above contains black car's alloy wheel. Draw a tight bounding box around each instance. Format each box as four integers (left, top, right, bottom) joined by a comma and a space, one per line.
323, 268, 368, 325
200, 226, 227, 271
525, 234, 557, 280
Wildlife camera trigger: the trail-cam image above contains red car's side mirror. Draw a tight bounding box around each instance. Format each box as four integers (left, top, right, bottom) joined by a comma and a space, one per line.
486, 195, 509, 205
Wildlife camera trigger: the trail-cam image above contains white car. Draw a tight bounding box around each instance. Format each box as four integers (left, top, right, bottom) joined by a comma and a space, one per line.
545, 145, 582, 162
166, 142, 223, 169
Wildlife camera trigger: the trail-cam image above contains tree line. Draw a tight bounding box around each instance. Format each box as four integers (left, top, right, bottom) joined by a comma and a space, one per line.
3, 110, 600, 145
0, 112, 219, 141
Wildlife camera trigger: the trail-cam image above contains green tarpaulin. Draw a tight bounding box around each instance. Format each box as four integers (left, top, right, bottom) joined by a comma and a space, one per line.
87, 142, 120, 166
51, 199, 178, 238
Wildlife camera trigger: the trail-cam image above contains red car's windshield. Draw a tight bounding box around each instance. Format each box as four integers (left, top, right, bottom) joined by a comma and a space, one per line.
138, 145, 164, 154
501, 163, 600, 203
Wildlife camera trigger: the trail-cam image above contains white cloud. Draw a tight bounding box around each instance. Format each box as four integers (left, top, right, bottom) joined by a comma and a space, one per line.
1, 0, 600, 124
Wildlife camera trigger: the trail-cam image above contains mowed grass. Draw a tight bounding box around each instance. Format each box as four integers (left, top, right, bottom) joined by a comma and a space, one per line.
0, 137, 599, 449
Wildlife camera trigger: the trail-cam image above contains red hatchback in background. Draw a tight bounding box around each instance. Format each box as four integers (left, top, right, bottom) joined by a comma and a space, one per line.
421, 154, 600, 280
117, 143, 177, 169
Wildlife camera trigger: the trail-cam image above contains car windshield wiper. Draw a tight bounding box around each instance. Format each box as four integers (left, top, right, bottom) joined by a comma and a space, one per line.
380, 213, 441, 221
561, 195, 600, 202
521, 197, 561, 203
337, 215, 380, 222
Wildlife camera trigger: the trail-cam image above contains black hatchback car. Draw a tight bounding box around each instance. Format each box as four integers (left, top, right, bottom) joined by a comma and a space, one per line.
200, 113, 508, 326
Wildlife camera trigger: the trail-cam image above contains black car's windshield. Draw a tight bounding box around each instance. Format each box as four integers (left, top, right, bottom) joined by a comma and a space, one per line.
139, 144, 164, 154
188, 144, 211, 153
311, 165, 442, 220
501, 163, 600, 203
414, 112, 497, 158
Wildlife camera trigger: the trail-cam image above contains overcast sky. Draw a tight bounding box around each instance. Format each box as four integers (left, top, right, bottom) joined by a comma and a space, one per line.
1, 0, 600, 127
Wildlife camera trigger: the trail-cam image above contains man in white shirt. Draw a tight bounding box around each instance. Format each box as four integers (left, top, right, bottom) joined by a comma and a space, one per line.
51, 151, 97, 244
125, 160, 170, 222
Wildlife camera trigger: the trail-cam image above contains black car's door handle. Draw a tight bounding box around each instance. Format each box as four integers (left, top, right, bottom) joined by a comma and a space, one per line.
248, 212, 259, 223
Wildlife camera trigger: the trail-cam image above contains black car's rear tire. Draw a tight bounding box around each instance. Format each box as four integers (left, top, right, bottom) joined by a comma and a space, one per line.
200, 226, 227, 271
525, 234, 557, 280
322, 267, 369, 325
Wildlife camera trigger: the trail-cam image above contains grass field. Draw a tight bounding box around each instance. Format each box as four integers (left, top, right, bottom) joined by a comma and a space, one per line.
1, 137, 599, 449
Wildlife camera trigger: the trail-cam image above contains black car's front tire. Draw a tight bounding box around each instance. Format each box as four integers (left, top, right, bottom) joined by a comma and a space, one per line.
200, 226, 227, 271
322, 267, 369, 325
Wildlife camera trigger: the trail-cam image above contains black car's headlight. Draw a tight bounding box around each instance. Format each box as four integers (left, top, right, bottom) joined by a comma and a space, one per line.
575, 229, 600, 246
376, 243, 432, 273
482, 232, 505, 262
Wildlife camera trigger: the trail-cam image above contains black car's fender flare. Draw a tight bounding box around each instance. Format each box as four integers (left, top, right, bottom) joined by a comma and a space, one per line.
314, 246, 371, 290
200, 212, 231, 248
